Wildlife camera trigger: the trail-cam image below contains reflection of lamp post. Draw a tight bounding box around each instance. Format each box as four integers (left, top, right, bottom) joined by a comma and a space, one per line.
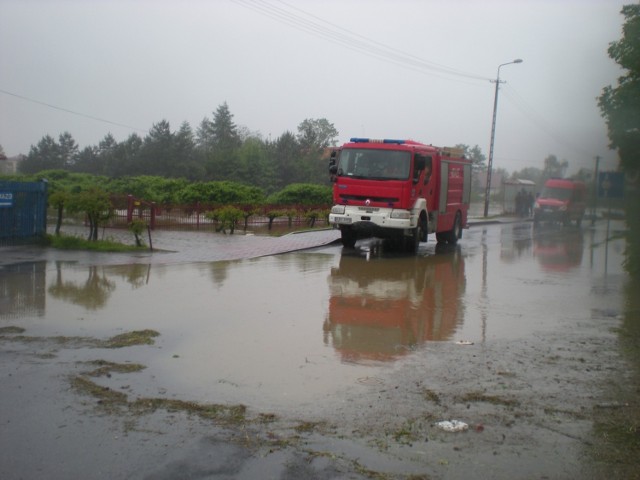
483, 59, 523, 218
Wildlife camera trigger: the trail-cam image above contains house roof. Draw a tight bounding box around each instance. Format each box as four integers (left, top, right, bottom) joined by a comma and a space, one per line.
504, 178, 536, 185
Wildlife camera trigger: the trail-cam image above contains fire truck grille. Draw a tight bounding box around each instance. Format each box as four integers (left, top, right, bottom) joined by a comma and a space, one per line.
339, 195, 399, 203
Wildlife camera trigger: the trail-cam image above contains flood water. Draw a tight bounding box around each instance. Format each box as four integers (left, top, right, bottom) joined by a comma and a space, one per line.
0, 219, 628, 420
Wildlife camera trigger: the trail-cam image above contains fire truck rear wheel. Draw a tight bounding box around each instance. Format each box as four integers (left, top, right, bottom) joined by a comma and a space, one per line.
452, 212, 462, 241
438, 212, 461, 244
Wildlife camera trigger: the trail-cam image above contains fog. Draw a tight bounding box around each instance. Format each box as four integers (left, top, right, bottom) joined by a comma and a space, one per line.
0, 0, 626, 174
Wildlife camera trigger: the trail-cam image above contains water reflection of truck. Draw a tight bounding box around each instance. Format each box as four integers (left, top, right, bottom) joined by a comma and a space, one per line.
533, 179, 586, 227
328, 138, 472, 252
323, 250, 466, 363
533, 228, 584, 272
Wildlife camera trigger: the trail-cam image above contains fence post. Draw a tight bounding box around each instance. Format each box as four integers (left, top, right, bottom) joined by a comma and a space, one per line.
150, 202, 156, 230
39, 179, 48, 234
127, 195, 133, 223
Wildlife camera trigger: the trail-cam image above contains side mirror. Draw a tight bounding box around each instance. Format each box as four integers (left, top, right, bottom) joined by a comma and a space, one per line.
329, 151, 338, 182
328, 151, 337, 169
413, 156, 426, 184
329, 150, 339, 179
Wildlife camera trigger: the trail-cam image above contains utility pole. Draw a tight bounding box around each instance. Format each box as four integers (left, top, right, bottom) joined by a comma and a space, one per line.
483, 59, 523, 218
592, 155, 601, 225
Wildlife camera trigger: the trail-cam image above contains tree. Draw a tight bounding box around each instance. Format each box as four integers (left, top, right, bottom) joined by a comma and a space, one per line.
108, 175, 188, 204
297, 118, 338, 152
296, 118, 339, 183
542, 154, 568, 180
266, 183, 332, 205
211, 102, 241, 152
493, 167, 510, 195
237, 125, 263, 143
172, 121, 202, 179
48, 188, 70, 236
271, 131, 300, 189
99, 133, 118, 153
73, 146, 99, 174
58, 132, 79, 167
19, 135, 63, 173
66, 187, 112, 241
455, 144, 486, 191
92, 133, 119, 176
117, 133, 143, 177
195, 116, 215, 152
206, 205, 244, 234
454, 144, 486, 173
175, 181, 264, 205
511, 166, 544, 188
236, 137, 275, 190
139, 120, 173, 176
572, 167, 594, 183
598, 4, 640, 176
204, 103, 242, 180
128, 219, 147, 247
599, 4, 640, 278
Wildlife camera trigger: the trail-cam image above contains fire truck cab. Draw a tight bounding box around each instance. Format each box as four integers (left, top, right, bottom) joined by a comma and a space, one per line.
328, 138, 471, 252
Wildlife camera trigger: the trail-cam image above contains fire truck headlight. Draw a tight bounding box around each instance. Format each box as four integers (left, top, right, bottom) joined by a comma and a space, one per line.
390, 210, 410, 219
331, 205, 346, 214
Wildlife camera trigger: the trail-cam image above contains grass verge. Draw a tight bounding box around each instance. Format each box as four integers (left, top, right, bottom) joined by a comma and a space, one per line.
46, 233, 147, 252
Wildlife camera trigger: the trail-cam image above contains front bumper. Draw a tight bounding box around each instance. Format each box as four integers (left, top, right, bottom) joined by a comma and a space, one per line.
329, 207, 416, 231
534, 207, 563, 222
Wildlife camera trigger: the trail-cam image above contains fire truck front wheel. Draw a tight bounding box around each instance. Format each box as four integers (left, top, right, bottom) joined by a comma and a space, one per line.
403, 225, 421, 254
340, 226, 357, 248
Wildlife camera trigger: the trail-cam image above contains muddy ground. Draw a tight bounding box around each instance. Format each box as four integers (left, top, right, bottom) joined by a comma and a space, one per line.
1, 221, 639, 479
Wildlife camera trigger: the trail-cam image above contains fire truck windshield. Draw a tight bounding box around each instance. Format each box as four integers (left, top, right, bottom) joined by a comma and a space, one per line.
337, 149, 411, 180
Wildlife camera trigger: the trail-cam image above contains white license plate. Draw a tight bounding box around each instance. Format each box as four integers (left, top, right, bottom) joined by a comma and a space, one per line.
334, 216, 352, 224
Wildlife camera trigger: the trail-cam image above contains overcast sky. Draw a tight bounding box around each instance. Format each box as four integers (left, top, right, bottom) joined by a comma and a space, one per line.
0, 0, 628, 175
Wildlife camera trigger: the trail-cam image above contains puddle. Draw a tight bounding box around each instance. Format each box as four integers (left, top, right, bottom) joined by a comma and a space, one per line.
0, 220, 628, 422
454, 221, 627, 343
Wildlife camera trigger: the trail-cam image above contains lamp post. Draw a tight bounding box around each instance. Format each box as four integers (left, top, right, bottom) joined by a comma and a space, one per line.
483, 58, 523, 218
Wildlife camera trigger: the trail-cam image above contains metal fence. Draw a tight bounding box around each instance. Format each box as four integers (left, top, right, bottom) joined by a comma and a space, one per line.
0, 180, 48, 245
105, 195, 330, 231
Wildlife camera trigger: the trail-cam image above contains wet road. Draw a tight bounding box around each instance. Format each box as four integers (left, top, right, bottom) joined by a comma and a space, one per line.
0, 219, 634, 479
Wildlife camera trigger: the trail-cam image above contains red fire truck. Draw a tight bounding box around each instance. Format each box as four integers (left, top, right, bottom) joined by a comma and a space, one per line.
328, 138, 472, 252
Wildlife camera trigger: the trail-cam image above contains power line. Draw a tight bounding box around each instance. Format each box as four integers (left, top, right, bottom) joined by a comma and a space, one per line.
231, 0, 491, 83
0, 88, 149, 134
233, 0, 608, 169
275, 0, 489, 81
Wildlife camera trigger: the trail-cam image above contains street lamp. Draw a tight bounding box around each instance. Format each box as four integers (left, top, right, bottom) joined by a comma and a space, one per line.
483, 58, 523, 217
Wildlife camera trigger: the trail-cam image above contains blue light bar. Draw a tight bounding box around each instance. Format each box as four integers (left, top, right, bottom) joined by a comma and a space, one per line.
349, 137, 406, 144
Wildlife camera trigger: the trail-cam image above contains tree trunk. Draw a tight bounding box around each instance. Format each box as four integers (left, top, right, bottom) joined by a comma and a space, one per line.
55, 204, 63, 235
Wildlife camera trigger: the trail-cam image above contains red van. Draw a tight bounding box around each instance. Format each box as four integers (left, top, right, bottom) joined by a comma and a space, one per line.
533, 179, 587, 227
